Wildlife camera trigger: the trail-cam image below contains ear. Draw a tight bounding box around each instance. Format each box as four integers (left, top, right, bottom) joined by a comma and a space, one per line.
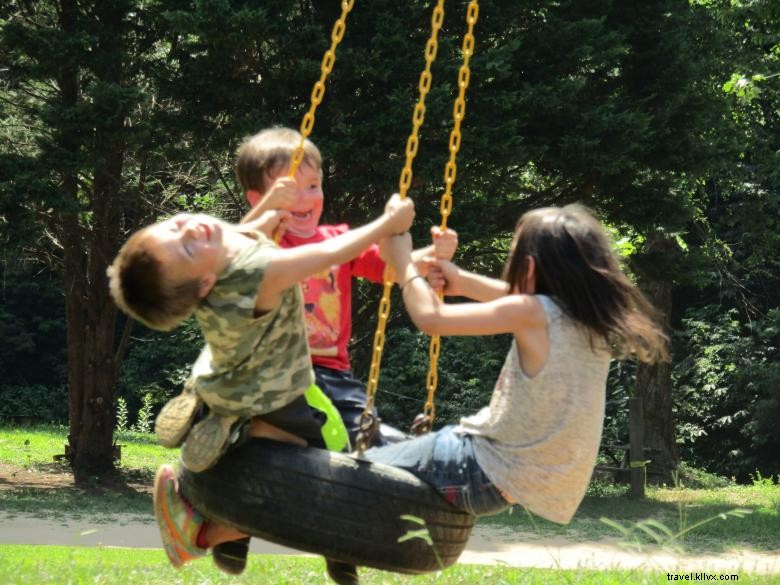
246, 189, 262, 207
524, 255, 536, 294
197, 273, 218, 299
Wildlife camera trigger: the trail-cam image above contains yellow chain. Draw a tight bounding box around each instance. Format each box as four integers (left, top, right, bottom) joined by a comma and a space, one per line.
289, 0, 355, 178
274, 0, 354, 244
357, 0, 446, 453
422, 0, 480, 427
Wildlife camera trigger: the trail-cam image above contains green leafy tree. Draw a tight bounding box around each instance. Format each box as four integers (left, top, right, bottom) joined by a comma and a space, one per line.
0, 0, 757, 480
670, 0, 780, 479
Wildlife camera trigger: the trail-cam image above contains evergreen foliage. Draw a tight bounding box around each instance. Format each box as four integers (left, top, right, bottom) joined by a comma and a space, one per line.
0, 0, 777, 479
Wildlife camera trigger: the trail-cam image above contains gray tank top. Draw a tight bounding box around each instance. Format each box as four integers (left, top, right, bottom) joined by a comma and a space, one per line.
458, 295, 611, 524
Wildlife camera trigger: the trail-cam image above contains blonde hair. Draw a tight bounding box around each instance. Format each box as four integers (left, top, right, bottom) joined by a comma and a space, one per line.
503, 205, 669, 363
235, 127, 322, 194
107, 228, 202, 331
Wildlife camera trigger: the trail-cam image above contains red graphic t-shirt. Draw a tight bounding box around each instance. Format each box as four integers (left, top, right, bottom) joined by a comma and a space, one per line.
281, 224, 385, 371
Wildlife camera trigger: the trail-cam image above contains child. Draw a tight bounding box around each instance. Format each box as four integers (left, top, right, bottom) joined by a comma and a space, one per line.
107, 192, 414, 474
236, 127, 458, 446
151, 204, 668, 583
364, 204, 668, 523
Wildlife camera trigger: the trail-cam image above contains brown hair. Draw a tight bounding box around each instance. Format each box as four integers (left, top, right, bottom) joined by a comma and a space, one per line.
235, 127, 322, 195
502, 205, 668, 363
107, 228, 202, 331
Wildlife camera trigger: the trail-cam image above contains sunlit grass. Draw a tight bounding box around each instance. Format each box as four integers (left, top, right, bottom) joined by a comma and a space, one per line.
5, 545, 772, 585
0, 424, 176, 473
479, 480, 780, 553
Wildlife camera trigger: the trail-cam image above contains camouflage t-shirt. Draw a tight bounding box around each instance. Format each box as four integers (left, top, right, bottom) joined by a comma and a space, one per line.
189, 232, 314, 417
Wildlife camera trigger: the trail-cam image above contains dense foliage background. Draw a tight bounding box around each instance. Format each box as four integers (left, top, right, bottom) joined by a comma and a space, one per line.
0, 0, 777, 480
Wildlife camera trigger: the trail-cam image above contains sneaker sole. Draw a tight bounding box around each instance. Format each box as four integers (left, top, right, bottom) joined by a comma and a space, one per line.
153, 465, 186, 568
155, 393, 201, 448
180, 415, 235, 473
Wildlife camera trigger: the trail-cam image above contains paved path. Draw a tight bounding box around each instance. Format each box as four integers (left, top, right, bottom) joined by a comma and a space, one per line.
1, 513, 778, 574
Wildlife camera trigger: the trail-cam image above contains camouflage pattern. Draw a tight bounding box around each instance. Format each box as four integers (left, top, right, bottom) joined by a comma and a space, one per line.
189, 233, 314, 417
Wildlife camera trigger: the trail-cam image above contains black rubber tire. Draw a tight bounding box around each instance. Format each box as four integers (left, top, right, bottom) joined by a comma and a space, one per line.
179, 438, 476, 574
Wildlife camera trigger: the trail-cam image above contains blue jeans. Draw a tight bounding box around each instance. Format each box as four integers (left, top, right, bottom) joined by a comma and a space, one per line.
363, 425, 510, 517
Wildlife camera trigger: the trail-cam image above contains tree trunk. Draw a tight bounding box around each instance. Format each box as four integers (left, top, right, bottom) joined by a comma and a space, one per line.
634, 236, 679, 483
59, 0, 127, 479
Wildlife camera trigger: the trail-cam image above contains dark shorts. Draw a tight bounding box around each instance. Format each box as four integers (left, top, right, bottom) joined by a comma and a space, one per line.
255, 394, 329, 450
363, 425, 510, 517
314, 366, 386, 447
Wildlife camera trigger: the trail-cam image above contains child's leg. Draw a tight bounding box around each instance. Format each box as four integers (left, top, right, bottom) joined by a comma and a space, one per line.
154, 464, 251, 570
247, 417, 308, 446
200, 521, 249, 548
363, 426, 510, 517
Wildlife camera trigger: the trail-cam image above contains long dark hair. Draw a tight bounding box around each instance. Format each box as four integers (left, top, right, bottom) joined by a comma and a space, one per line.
503, 205, 668, 363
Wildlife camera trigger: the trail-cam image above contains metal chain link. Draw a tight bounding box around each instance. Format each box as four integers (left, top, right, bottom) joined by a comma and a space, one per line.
289, 0, 355, 179
356, 0, 446, 453
421, 0, 480, 431
275, 1, 354, 244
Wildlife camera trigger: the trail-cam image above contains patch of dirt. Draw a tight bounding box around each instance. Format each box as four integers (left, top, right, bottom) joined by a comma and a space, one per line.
0, 462, 75, 490
0, 462, 153, 494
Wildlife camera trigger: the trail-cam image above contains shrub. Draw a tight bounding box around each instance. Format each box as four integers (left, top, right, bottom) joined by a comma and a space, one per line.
674, 307, 780, 481
0, 384, 68, 423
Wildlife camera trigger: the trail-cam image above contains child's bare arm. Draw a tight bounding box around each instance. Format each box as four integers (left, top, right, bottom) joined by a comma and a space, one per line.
410, 227, 458, 276
383, 234, 539, 337
255, 194, 415, 311
436, 262, 510, 301
240, 209, 290, 238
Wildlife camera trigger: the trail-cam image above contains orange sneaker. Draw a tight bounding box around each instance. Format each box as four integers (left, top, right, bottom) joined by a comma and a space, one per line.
153, 464, 207, 568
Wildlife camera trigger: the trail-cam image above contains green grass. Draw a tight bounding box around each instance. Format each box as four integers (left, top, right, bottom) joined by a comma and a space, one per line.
0, 424, 175, 473
479, 476, 780, 553
2, 424, 779, 556
2, 545, 777, 585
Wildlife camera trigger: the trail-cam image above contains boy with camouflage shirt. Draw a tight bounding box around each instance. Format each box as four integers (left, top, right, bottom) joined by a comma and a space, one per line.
108, 190, 415, 473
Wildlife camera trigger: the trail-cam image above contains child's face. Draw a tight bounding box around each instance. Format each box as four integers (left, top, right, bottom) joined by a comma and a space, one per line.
144, 214, 227, 289
268, 163, 324, 237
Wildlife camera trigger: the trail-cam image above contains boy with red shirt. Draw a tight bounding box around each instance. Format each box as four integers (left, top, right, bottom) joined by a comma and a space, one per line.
238, 126, 457, 446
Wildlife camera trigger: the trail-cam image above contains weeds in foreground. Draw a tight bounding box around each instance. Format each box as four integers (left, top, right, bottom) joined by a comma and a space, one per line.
601, 508, 752, 553
599, 469, 773, 553
398, 515, 444, 569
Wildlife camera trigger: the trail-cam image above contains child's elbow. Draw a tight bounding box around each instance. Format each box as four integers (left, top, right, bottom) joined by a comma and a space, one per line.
411, 312, 444, 336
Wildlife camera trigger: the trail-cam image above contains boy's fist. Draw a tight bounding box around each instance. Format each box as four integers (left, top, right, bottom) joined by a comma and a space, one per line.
427, 259, 462, 297
384, 194, 415, 234
264, 177, 298, 210
431, 226, 458, 261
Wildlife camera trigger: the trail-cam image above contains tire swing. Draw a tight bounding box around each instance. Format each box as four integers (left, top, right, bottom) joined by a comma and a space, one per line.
180, 439, 474, 573
180, 0, 481, 574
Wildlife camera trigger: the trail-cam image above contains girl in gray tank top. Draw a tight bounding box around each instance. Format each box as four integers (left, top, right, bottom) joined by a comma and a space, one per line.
367, 204, 668, 522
